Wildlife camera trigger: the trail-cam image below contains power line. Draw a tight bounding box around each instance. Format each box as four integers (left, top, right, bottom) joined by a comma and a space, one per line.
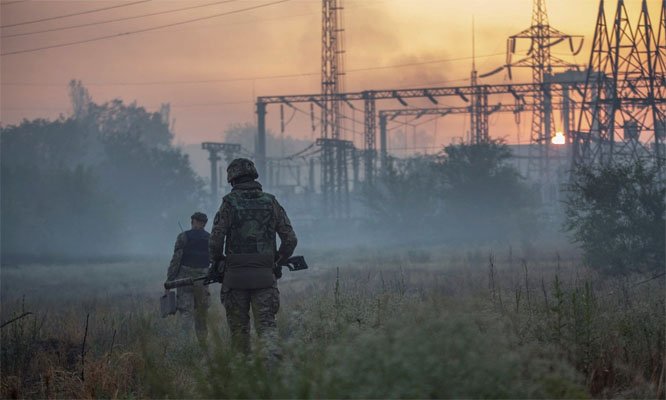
348, 52, 505, 73
0, 0, 151, 29
1, 0, 291, 56
129, 0, 388, 37
291, 104, 361, 136
387, 115, 443, 132
4, 1, 388, 40
1, 99, 254, 112
1, 53, 503, 86
0, 1, 27, 6
171, 100, 253, 108
393, 76, 470, 89
1, 0, 242, 39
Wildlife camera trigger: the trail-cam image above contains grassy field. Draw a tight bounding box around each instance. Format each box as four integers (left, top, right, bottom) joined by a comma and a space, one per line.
1, 246, 664, 399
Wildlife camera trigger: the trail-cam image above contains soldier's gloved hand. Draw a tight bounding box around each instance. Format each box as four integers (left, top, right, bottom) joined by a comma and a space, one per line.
274, 253, 286, 279
275, 253, 287, 266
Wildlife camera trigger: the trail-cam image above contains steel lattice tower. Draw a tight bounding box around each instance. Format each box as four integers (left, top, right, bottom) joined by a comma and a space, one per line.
506, 0, 583, 197
321, 0, 348, 216
574, 0, 666, 169
470, 18, 489, 145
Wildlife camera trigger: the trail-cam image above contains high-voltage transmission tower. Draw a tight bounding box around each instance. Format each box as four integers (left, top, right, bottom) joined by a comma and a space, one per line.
321, 0, 349, 216
574, 0, 665, 170
499, 0, 583, 193
470, 18, 490, 144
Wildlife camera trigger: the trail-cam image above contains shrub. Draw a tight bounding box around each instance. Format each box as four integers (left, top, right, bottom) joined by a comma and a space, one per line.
564, 161, 665, 275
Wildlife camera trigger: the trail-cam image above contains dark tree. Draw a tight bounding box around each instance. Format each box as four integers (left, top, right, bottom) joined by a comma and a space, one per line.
1, 92, 204, 260
361, 155, 440, 230
434, 140, 537, 241
564, 161, 665, 275
361, 140, 537, 243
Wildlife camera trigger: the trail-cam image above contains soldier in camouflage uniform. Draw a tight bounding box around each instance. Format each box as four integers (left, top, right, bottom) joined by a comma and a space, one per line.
208, 158, 297, 360
166, 212, 211, 345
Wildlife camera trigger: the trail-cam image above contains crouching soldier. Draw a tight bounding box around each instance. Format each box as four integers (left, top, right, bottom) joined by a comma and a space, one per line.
165, 212, 211, 346
208, 158, 297, 362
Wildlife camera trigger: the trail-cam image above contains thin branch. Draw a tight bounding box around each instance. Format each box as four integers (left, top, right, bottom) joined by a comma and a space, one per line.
81, 313, 90, 382
0, 312, 33, 328
631, 271, 666, 288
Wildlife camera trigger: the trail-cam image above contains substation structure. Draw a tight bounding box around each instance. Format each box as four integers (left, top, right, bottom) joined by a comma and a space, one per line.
251, 0, 665, 217
255, 79, 587, 209
378, 100, 569, 169
377, 100, 575, 203
202, 142, 241, 203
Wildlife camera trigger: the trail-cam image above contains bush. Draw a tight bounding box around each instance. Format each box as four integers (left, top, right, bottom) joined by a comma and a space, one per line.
361, 140, 538, 244
564, 161, 665, 275
434, 140, 538, 241
317, 311, 585, 399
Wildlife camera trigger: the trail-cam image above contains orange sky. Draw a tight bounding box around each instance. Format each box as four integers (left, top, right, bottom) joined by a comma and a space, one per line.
1, 0, 661, 152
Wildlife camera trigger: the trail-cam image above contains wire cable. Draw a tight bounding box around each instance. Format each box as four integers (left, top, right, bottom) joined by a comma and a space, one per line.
0, 0, 151, 29
291, 104, 363, 135
282, 142, 315, 160
1, 0, 241, 39
2, 52, 504, 81
1, 99, 254, 112
1, 0, 291, 56
0, 1, 27, 6
350, 52, 505, 73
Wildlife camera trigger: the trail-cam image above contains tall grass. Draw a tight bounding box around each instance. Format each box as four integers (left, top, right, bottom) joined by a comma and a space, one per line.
1, 247, 663, 398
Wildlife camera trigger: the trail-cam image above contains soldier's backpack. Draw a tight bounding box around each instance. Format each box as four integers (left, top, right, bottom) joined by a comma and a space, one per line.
223, 190, 277, 290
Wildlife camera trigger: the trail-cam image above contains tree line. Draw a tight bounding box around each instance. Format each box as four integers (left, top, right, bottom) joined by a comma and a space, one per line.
362, 140, 664, 275
1, 81, 205, 261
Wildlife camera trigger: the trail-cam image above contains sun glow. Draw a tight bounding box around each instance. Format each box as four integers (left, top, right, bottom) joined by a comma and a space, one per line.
551, 131, 566, 145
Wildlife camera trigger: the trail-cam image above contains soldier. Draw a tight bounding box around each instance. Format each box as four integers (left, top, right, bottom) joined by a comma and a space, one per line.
165, 212, 211, 346
208, 158, 297, 361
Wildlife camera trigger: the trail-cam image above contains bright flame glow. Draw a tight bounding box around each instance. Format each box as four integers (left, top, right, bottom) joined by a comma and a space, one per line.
552, 131, 566, 145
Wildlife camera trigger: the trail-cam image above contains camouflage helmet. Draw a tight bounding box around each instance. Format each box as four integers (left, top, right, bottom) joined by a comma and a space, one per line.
226, 158, 258, 183
191, 211, 208, 223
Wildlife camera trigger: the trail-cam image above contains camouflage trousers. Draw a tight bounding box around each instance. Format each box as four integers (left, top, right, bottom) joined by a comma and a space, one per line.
221, 286, 280, 361
176, 266, 210, 343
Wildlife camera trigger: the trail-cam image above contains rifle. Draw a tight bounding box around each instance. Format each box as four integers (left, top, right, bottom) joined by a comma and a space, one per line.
164, 255, 309, 290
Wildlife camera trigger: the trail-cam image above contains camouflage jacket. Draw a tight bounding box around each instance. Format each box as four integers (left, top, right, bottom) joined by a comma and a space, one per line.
209, 180, 297, 263
166, 232, 187, 281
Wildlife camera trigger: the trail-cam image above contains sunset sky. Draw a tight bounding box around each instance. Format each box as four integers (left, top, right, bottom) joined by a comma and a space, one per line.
1, 0, 661, 153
